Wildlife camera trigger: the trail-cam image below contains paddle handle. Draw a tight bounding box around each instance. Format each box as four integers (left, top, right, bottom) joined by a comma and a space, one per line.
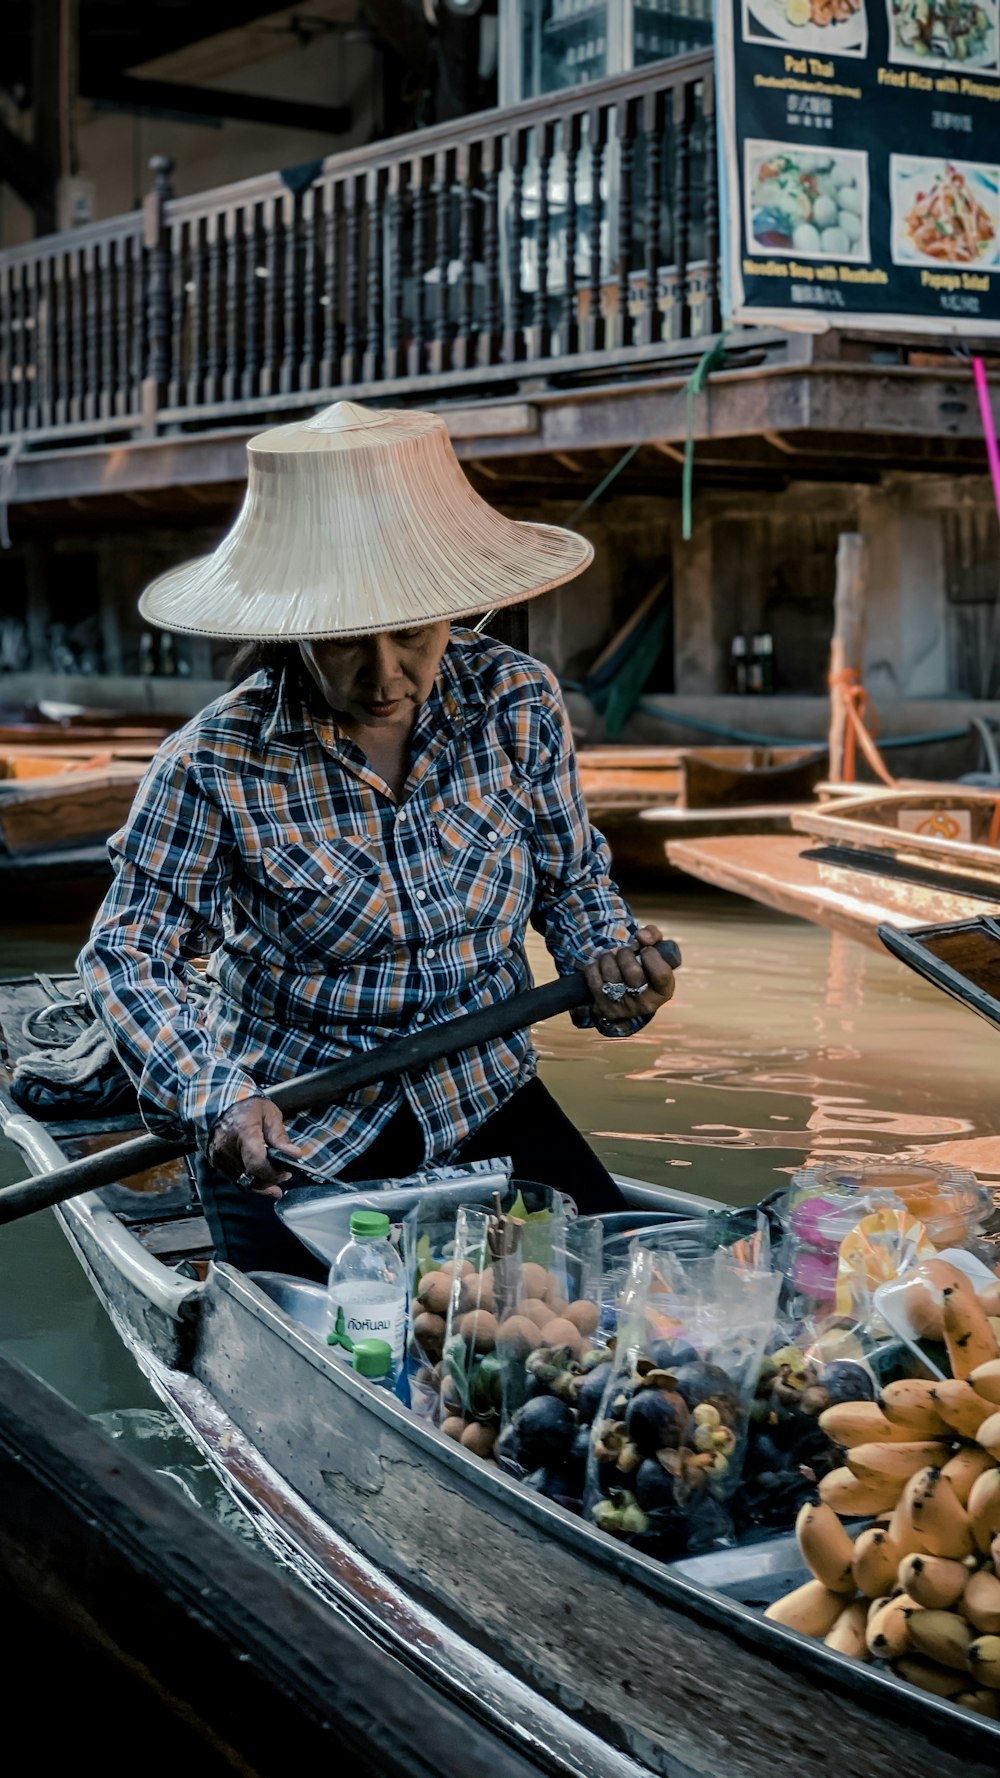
0, 940, 681, 1227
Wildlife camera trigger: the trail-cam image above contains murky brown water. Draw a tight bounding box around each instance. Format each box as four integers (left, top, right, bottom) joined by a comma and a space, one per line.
1, 887, 997, 1436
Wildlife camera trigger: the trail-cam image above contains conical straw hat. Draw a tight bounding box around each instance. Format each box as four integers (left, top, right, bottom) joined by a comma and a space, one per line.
138, 400, 593, 639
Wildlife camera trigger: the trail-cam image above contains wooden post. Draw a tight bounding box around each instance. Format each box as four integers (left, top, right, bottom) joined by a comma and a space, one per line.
827, 531, 869, 783
142, 154, 175, 436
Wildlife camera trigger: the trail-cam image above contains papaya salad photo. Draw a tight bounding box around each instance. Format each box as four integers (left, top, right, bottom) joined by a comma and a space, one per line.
891, 157, 1000, 267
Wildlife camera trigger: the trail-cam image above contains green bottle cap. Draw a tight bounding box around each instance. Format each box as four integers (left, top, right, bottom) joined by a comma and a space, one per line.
352, 1338, 393, 1379
350, 1210, 390, 1239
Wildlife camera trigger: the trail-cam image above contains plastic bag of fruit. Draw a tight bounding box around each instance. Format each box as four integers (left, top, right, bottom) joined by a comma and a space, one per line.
491, 1214, 606, 1505
412, 1182, 568, 1441
583, 1241, 781, 1558
737, 1314, 878, 1537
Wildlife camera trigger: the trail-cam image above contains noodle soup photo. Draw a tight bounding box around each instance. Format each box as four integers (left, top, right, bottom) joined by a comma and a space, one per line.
745, 144, 871, 259
890, 155, 1000, 268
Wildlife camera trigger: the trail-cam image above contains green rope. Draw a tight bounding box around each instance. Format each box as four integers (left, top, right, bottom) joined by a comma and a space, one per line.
565, 441, 642, 528
681, 333, 728, 542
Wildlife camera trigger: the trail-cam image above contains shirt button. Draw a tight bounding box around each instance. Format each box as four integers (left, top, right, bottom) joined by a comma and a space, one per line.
415, 1012, 426, 1024
487, 830, 498, 844
425, 947, 436, 960
398, 809, 407, 822
322, 874, 334, 886
415, 889, 426, 902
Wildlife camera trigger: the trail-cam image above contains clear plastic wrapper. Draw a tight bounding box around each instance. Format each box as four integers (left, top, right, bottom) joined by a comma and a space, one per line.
496, 1215, 605, 1444
434, 1204, 521, 1460
583, 1242, 781, 1559
772, 1159, 989, 1333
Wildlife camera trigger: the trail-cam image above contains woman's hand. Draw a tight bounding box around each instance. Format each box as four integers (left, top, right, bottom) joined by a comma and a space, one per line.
583, 923, 676, 1030
208, 1097, 303, 1198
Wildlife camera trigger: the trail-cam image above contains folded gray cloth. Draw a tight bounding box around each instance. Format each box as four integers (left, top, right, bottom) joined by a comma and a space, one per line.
11, 1020, 136, 1117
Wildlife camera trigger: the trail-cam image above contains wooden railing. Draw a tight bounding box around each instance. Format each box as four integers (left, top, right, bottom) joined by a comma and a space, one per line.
0, 53, 718, 449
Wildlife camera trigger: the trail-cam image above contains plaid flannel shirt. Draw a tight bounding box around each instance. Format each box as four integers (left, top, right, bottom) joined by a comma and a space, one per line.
78, 630, 646, 1180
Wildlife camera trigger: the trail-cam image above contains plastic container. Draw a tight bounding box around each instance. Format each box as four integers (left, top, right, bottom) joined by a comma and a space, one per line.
776, 1160, 990, 1324
326, 1209, 407, 1385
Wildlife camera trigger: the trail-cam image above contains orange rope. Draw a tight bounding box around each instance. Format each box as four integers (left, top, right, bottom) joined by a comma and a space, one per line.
828, 667, 897, 788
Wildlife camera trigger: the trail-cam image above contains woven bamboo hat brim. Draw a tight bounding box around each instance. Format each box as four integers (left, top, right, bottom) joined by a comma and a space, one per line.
138, 400, 593, 640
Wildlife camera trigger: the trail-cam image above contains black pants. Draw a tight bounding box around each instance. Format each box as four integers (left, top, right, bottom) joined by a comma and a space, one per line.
195, 1077, 625, 1282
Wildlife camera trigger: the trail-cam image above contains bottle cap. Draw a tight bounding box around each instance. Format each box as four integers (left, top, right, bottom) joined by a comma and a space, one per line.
350, 1210, 391, 1239
352, 1338, 393, 1379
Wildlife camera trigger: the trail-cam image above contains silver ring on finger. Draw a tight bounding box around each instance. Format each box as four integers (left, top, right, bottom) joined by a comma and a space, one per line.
236, 1170, 255, 1189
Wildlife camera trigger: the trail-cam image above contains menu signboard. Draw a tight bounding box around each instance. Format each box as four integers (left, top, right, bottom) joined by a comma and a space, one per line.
715, 0, 1000, 333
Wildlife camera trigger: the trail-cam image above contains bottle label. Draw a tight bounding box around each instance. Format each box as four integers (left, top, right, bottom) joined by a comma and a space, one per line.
327, 1285, 405, 1362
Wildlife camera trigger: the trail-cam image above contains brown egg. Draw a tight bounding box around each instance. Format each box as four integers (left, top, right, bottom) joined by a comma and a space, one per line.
496, 1314, 543, 1358
439, 1259, 476, 1282
540, 1317, 584, 1354
439, 1374, 463, 1415
460, 1421, 498, 1458
516, 1297, 552, 1328
458, 1267, 496, 1315
457, 1309, 498, 1351
547, 1296, 570, 1320
417, 1271, 453, 1316
440, 1416, 467, 1441
412, 1310, 446, 1352
564, 1299, 600, 1337
521, 1261, 554, 1302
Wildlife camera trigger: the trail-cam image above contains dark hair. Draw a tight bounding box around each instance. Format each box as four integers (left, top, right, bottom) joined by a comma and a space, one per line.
229, 640, 308, 685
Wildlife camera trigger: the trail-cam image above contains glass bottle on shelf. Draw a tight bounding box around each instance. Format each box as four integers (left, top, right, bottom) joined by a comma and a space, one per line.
729, 634, 748, 696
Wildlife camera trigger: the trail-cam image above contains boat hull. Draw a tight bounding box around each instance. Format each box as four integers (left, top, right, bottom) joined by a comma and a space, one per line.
51, 1187, 1000, 1778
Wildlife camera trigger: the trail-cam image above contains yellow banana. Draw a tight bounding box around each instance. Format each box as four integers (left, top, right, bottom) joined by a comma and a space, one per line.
908, 1608, 974, 1670
852, 1527, 902, 1599
819, 1466, 904, 1517
967, 1467, 1000, 1556
953, 1688, 1000, 1718
929, 1379, 993, 1441
824, 1597, 870, 1660
942, 1446, 995, 1507
943, 1285, 1000, 1381
903, 1467, 975, 1560
795, 1501, 855, 1594
977, 1281, 1000, 1319
894, 1655, 966, 1699
846, 1440, 952, 1485
866, 1593, 917, 1659
975, 1411, 1000, 1461
880, 1379, 952, 1439
961, 1569, 1000, 1635
764, 1578, 851, 1638
887, 1490, 928, 1560
898, 1552, 969, 1611
818, 1401, 912, 1448
969, 1358, 1000, 1408
967, 1634, 1000, 1689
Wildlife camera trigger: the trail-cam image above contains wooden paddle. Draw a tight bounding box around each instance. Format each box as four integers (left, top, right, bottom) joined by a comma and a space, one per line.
0, 940, 681, 1227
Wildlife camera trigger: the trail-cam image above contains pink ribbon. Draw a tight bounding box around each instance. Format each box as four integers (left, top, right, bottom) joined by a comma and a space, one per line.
973, 356, 1000, 526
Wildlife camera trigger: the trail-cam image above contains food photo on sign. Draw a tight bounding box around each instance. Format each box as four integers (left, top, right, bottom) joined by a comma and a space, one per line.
889, 156, 1000, 268
741, 0, 868, 56
746, 143, 871, 258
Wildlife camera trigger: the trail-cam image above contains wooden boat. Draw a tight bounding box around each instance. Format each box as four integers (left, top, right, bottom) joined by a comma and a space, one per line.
668, 788, 1000, 952
0, 1350, 581, 1778
2, 975, 998, 1778
0, 745, 153, 913
579, 745, 828, 876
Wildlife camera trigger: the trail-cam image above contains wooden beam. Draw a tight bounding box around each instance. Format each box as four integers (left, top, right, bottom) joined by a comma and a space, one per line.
84, 77, 351, 136
30, 0, 74, 236
0, 115, 50, 212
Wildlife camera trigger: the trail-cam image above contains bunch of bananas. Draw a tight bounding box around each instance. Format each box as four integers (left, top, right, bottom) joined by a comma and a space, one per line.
764, 1269, 1000, 1717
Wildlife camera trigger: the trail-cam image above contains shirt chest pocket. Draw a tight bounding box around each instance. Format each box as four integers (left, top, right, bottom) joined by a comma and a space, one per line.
434, 788, 534, 931
257, 840, 391, 963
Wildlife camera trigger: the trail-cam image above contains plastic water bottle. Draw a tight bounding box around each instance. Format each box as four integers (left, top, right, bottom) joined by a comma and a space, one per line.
326, 1210, 406, 1386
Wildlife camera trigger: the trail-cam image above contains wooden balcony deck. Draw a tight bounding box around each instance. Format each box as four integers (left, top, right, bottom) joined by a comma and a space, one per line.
1, 54, 996, 513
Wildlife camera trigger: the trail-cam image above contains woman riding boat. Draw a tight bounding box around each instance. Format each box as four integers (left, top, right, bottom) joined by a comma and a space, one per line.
78, 401, 675, 1281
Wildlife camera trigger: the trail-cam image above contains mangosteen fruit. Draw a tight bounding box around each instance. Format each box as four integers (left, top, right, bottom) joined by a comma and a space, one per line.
672, 1361, 740, 1415
625, 1388, 689, 1455
514, 1394, 576, 1467
575, 1365, 612, 1427
821, 1360, 874, 1405
635, 1457, 678, 1512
